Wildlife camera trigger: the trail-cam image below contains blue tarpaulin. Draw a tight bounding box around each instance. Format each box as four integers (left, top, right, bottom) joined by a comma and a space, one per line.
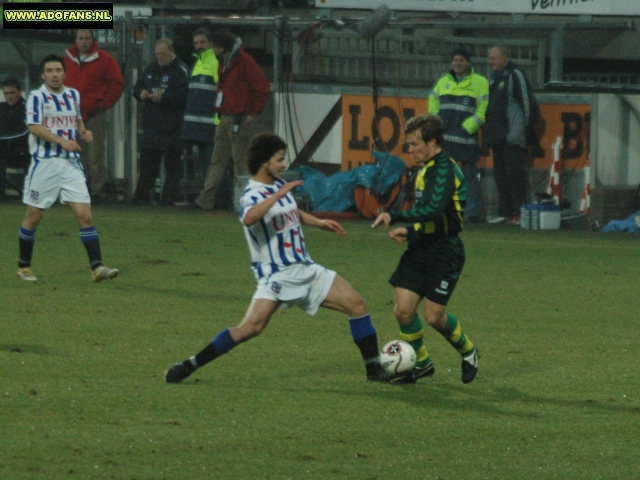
293, 152, 407, 212
601, 211, 640, 233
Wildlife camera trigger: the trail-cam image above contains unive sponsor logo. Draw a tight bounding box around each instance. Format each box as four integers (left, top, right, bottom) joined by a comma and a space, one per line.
44, 115, 78, 129
272, 209, 300, 232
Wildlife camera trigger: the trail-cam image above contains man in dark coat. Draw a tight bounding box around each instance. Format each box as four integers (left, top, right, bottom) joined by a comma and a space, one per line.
132, 38, 189, 205
0, 77, 29, 196
484, 45, 541, 225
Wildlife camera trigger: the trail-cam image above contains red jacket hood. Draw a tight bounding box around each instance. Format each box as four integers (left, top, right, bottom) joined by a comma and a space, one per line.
64, 42, 124, 120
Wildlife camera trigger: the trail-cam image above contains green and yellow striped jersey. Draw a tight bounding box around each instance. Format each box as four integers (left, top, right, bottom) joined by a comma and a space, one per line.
389, 151, 466, 238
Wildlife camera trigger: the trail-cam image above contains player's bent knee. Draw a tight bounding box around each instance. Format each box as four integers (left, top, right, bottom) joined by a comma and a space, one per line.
394, 306, 414, 325
345, 294, 368, 318
235, 318, 269, 341
423, 310, 446, 329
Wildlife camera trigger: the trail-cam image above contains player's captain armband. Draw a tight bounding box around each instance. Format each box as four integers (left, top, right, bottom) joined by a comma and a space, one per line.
215, 93, 223, 109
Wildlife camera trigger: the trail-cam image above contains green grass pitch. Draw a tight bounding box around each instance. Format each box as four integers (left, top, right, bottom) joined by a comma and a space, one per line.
1, 201, 638, 479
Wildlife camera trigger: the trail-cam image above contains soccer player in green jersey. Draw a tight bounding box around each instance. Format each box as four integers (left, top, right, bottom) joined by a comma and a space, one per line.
373, 113, 479, 384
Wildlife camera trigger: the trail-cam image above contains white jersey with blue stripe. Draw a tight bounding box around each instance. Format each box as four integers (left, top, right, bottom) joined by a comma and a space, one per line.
240, 178, 314, 281
26, 84, 82, 160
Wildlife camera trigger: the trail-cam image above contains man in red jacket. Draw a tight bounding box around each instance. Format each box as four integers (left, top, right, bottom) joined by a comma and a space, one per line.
64, 29, 124, 202
192, 29, 271, 211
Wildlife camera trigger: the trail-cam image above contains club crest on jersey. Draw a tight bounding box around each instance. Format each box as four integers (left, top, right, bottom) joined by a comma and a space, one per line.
30, 190, 39, 201
271, 282, 282, 294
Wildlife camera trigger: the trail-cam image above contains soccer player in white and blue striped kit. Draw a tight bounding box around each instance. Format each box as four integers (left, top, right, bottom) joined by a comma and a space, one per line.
165, 133, 398, 383
17, 54, 118, 283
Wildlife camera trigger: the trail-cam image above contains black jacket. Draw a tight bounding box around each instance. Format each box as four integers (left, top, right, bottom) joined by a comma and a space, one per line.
0, 98, 29, 168
484, 61, 540, 148
0, 97, 28, 139
134, 56, 189, 149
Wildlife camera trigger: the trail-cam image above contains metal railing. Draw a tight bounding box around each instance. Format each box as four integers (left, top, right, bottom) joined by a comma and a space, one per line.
563, 73, 640, 86
291, 29, 545, 88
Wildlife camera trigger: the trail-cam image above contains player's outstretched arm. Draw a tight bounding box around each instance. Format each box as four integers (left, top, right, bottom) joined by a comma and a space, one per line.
242, 180, 302, 226
299, 210, 345, 236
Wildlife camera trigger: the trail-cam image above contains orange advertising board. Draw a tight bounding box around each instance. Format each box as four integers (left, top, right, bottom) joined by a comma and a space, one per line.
341, 95, 427, 171
341, 95, 590, 170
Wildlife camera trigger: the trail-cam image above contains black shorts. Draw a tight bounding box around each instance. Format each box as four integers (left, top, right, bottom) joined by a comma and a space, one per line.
389, 234, 465, 306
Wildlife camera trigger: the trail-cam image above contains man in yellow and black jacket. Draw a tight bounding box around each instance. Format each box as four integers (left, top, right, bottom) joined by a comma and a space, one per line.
182, 28, 219, 183
373, 114, 479, 385
428, 46, 489, 223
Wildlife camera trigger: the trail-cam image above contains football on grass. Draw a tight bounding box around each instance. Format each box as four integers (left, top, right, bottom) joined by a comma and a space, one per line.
380, 340, 416, 374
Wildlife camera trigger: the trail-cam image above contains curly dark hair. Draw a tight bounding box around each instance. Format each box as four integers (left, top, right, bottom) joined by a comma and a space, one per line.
210, 30, 236, 53
246, 133, 287, 175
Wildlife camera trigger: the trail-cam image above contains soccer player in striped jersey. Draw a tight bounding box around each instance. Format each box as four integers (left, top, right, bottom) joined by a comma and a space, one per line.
165, 133, 397, 383
17, 54, 118, 283
373, 114, 479, 384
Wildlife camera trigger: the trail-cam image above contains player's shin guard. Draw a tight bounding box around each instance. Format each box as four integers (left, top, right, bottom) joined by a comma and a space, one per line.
79, 226, 103, 269
439, 313, 474, 356
400, 314, 431, 368
18, 226, 36, 267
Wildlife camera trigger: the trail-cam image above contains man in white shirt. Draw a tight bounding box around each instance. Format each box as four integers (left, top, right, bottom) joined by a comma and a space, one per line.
17, 54, 118, 283
165, 133, 399, 384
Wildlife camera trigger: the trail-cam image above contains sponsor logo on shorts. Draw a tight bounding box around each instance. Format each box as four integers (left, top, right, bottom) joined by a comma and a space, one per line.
271, 281, 282, 294
435, 280, 449, 295
30, 190, 40, 201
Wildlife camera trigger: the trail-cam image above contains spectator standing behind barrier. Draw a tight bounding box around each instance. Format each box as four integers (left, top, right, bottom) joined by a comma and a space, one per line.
132, 38, 189, 206
181, 28, 219, 184
0, 77, 30, 195
64, 29, 124, 202
484, 45, 540, 225
428, 47, 489, 223
190, 29, 271, 211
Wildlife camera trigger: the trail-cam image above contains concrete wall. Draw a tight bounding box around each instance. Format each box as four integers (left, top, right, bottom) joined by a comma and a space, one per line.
592, 94, 640, 187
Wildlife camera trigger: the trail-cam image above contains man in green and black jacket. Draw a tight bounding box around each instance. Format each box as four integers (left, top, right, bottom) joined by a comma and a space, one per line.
373, 113, 479, 385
